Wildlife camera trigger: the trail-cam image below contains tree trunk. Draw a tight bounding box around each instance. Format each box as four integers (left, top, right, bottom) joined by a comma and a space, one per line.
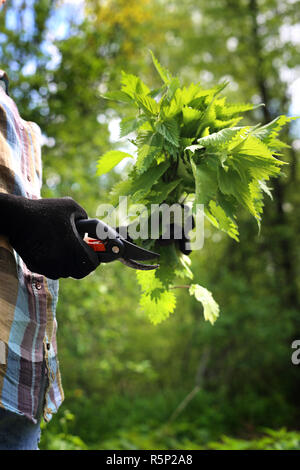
249, 0, 299, 311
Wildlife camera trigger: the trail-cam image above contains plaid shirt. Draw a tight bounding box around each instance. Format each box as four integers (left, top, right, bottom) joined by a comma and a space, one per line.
0, 70, 64, 423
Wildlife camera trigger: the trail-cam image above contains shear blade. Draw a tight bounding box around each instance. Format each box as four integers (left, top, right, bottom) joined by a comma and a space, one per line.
122, 239, 159, 261
119, 258, 159, 271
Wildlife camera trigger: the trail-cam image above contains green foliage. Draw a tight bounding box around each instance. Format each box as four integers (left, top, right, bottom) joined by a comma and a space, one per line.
97, 150, 134, 176
40, 410, 88, 450
97, 52, 292, 325
136, 270, 176, 324
98, 427, 300, 450
207, 428, 300, 451
189, 284, 219, 324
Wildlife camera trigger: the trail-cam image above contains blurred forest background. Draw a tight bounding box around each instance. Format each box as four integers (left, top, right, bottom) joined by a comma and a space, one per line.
0, 0, 300, 450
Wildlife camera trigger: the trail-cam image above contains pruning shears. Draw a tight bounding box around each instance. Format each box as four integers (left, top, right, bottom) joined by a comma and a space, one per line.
76, 218, 159, 271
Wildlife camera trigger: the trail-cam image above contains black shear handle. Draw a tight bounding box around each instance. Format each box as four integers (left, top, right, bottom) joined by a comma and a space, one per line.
76, 218, 120, 241
76, 218, 126, 263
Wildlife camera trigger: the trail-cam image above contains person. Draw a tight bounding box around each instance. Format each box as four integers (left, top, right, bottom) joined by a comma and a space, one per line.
0, 1, 192, 450
0, 0, 101, 450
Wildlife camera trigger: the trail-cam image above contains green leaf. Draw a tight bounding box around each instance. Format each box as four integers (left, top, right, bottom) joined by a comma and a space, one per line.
197, 127, 240, 148
101, 90, 133, 103
182, 106, 202, 124
191, 158, 218, 205
136, 132, 164, 173
120, 116, 147, 137
137, 269, 176, 324
139, 290, 176, 324
251, 115, 296, 149
156, 119, 180, 147
109, 179, 134, 206
156, 244, 181, 287
97, 150, 133, 176
215, 101, 261, 119
166, 77, 182, 100
213, 117, 242, 130
136, 94, 159, 115
253, 115, 292, 139
162, 88, 184, 118
130, 160, 170, 200
206, 200, 239, 241
182, 106, 203, 136
143, 178, 182, 205
189, 284, 220, 324
149, 49, 172, 84
121, 71, 150, 98
136, 269, 162, 295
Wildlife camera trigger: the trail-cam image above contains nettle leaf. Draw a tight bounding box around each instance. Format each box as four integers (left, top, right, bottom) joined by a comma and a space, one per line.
166, 77, 182, 101
120, 116, 147, 137
233, 134, 276, 159
251, 115, 295, 148
215, 102, 260, 119
137, 270, 176, 324
130, 160, 169, 200
109, 179, 134, 206
213, 117, 242, 131
97, 150, 133, 176
143, 179, 182, 205
197, 127, 240, 148
139, 290, 176, 324
156, 119, 180, 147
101, 90, 133, 103
249, 180, 265, 221
162, 89, 184, 119
121, 71, 150, 98
135, 94, 159, 115
150, 86, 167, 99
182, 83, 211, 107
182, 106, 203, 136
136, 132, 164, 173
136, 269, 162, 295
149, 50, 173, 84
191, 158, 219, 206
182, 106, 202, 124
163, 139, 180, 158
156, 244, 182, 288
189, 284, 220, 325
206, 201, 239, 241
197, 100, 217, 135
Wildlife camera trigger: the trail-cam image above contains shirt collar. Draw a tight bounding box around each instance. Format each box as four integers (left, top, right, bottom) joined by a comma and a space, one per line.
0, 70, 10, 95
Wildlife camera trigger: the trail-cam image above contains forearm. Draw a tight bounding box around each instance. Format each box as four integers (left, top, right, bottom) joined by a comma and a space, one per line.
0, 193, 24, 237
0, 193, 41, 241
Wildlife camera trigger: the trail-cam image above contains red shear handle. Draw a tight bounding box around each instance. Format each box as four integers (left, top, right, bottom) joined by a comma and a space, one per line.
85, 237, 106, 252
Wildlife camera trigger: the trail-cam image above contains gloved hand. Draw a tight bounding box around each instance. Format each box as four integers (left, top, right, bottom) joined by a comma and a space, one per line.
156, 220, 194, 255
0, 194, 100, 280
156, 204, 195, 255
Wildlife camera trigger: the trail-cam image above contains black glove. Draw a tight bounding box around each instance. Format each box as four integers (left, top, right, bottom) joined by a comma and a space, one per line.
157, 205, 195, 255
0, 194, 100, 280
156, 222, 193, 255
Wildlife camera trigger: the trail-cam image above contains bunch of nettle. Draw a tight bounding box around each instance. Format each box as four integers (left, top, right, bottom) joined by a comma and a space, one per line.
97, 52, 293, 325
